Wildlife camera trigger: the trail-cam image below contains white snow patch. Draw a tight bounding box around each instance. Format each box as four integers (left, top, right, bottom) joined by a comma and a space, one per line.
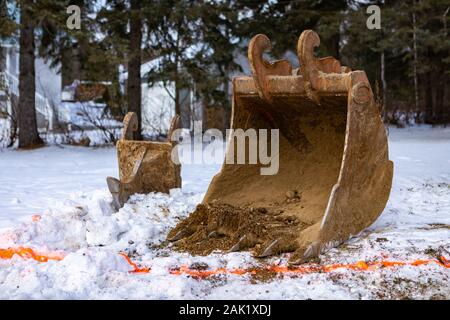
0, 126, 449, 299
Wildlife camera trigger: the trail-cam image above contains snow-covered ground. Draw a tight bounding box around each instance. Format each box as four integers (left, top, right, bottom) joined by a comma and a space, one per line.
0, 126, 449, 299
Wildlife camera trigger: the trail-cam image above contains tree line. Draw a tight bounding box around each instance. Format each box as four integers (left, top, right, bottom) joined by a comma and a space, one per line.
1, 0, 449, 148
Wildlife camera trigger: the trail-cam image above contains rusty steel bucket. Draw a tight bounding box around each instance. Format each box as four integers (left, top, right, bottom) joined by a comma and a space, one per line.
107, 112, 181, 209
168, 30, 393, 264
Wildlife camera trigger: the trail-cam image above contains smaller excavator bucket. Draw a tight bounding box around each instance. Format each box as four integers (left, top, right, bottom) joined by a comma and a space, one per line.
107, 112, 181, 209
168, 30, 393, 264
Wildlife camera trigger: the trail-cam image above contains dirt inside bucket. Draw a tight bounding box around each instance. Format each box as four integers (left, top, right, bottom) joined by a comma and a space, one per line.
169, 202, 311, 257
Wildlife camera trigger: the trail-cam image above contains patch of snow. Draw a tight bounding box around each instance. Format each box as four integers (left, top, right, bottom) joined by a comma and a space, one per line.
0, 126, 449, 299
0, 146, 117, 229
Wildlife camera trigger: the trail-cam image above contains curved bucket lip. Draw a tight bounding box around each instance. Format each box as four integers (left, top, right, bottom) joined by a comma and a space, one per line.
233, 75, 349, 98
118, 139, 173, 147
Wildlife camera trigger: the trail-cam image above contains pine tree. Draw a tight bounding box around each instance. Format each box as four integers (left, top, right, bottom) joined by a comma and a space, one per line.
146, 0, 204, 123
97, 0, 150, 137
17, 0, 43, 148
0, 0, 16, 38
194, 0, 241, 130
127, 0, 143, 139
414, 0, 450, 123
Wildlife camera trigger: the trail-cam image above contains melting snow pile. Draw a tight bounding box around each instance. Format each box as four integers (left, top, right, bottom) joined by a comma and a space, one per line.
0, 127, 449, 299
0, 188, 265, 299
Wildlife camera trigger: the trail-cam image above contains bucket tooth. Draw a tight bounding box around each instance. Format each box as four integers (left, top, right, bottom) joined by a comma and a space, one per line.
168, 30, 393, 263
257, 239, 279, 258
168, 229, 192, 242
227, 235, 247, 253
106, 177, 122, 210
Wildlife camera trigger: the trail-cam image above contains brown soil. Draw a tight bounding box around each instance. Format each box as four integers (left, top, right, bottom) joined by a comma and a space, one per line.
169, 202, 310, 257
249, 267, 279, 283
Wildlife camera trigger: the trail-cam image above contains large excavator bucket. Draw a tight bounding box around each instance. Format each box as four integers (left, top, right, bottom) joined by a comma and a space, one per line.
168, 30, 393, 264
107, 112, 181, 210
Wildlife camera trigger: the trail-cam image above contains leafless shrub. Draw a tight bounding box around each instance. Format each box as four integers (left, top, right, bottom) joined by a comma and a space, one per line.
74, 102, 120, 144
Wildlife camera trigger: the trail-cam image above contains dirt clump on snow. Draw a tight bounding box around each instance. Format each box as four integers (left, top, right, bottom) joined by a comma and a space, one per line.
249, 267, 279, 283
168, 202, 309, 257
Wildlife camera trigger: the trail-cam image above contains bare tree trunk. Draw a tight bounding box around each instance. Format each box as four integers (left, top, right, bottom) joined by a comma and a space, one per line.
174, 55, 180, 116
18, 3, 43, 148
443, 7, 449, 124
223, 76, 230, 131
435, 80, 444, 123
412, 0, 420, 111
174, 27, 181, 117
424, 70, 434, 123
380, 51, 387, 121
127, 0, 142, 140
443, 7, 449, 34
